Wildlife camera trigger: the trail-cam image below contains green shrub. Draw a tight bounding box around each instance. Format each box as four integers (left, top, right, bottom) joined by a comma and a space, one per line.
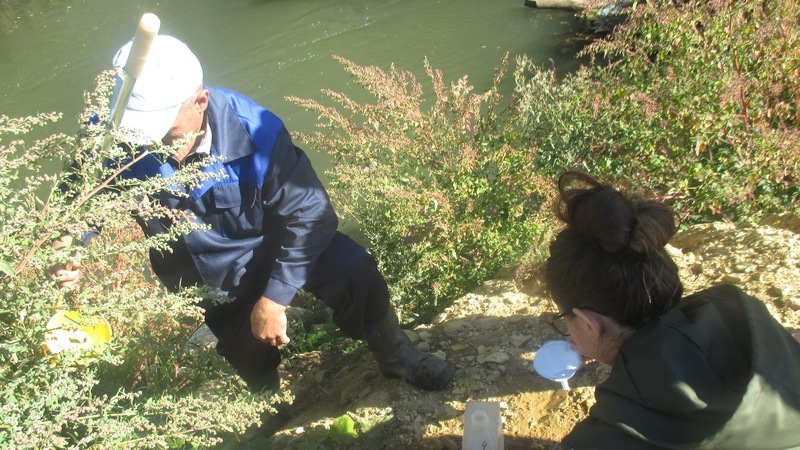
514, 0, 800, 221
286, 0, 799, 323
0, 71, 276, 448
288, 55, 553, 321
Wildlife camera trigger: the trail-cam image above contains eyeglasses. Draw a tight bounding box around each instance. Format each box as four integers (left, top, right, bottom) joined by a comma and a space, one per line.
548, 311, 571, 336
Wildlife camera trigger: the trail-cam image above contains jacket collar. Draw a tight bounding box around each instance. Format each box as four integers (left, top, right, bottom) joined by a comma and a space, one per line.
207, 87, 258, 162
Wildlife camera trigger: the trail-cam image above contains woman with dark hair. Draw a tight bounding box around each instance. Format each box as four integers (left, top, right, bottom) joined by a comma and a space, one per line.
545, 171, 800, 449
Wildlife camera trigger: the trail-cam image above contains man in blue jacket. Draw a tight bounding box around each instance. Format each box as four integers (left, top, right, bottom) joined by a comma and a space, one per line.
101, 35, 454, 394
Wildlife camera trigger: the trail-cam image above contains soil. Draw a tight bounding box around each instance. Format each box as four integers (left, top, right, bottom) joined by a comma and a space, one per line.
223, 214, 800, 449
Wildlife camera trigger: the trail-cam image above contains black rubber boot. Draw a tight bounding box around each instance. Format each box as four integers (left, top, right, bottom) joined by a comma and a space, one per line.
257, 402, 291, 437
366, 309, 454, 390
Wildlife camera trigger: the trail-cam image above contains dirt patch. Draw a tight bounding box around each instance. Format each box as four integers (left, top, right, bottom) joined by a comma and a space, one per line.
222, 215, 800, 449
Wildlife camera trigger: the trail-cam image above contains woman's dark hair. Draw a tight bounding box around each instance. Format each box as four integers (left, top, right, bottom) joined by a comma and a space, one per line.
545, 171, 683, 328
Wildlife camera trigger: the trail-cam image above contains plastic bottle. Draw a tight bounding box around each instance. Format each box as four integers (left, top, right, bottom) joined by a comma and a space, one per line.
463, 401, 504, 450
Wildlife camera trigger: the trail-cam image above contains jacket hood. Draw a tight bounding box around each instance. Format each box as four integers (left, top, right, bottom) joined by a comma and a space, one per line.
565, 284, 800, 449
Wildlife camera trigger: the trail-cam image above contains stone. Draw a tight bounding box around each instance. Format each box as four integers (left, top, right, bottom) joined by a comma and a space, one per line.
475, 316, 501, 330
442, 319, 468, 333
434, 403, 459, 420
510, 333, 531, 348
405, 329, 420, 344
768, 284, 794, 298
484, 352, 510, 364
721, 274, 742, 284
433, 312, 449, 324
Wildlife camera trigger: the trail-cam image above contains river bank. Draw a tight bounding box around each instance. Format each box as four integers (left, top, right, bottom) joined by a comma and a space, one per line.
204, 214, 800, 449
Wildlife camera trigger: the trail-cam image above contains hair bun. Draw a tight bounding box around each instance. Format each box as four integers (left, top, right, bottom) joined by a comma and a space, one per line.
557, 171, 676, 255
572, 189, 633, 252
627, 200, 676, 255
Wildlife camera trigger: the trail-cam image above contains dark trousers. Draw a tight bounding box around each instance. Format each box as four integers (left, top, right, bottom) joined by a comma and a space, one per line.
204, 232, 391, 392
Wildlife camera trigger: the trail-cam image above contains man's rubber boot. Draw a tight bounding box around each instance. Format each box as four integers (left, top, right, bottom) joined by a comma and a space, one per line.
366, 309, 454, 390
257, 402, 290, 437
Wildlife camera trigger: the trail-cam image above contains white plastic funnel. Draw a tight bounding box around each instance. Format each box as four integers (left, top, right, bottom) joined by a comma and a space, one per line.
533, 340, 581, 390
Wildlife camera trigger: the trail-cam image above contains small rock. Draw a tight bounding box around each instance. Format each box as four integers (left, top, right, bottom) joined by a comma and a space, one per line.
469, 382, 485, 392
405, 329, 420, 344
416, 341, 430, 352
768, 285, 794, 298
510, 333, 531, 348
442, 319, 468, 333
186, 324, 217, 348
665, 244, 683, 258
475, 317, 501, 330
501, 298, 515, 307
732, 264, 748, 273
433, 312, 448, 324
434, 403, 459, 419
707, 245, 727, 256
484, 351, 510, 364
721, 274, 742, 284
508, 315, 528, 324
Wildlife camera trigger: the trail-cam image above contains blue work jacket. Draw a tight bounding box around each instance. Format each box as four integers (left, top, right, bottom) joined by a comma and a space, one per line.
121, 87, 338, 306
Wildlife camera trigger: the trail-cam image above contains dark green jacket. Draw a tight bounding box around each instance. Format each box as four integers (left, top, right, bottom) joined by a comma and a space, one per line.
564, 284, 800, 449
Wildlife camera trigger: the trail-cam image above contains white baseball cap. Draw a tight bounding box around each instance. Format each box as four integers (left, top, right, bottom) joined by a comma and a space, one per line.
112, 35, 203, 143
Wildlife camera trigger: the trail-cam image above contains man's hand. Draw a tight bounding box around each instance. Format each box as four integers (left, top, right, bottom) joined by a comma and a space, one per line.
250, 296, 290, 347
47, 234, 81, 288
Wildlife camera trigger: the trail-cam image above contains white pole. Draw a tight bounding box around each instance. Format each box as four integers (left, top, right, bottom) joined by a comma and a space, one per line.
108, 13, 161, 130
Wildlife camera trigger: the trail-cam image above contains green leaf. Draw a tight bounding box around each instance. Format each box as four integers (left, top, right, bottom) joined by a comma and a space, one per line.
0, 259, 14, 277
329, 415, 358, 442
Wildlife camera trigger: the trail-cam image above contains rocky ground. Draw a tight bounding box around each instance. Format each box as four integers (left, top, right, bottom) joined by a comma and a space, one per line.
218, 214, 800, 449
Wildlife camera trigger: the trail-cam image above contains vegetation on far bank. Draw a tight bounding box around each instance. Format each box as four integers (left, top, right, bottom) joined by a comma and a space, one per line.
1, 0, 798, 447
291, 0, 799, 319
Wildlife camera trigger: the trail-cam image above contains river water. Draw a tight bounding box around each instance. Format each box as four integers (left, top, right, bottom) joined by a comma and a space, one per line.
1, 0, 585, 170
